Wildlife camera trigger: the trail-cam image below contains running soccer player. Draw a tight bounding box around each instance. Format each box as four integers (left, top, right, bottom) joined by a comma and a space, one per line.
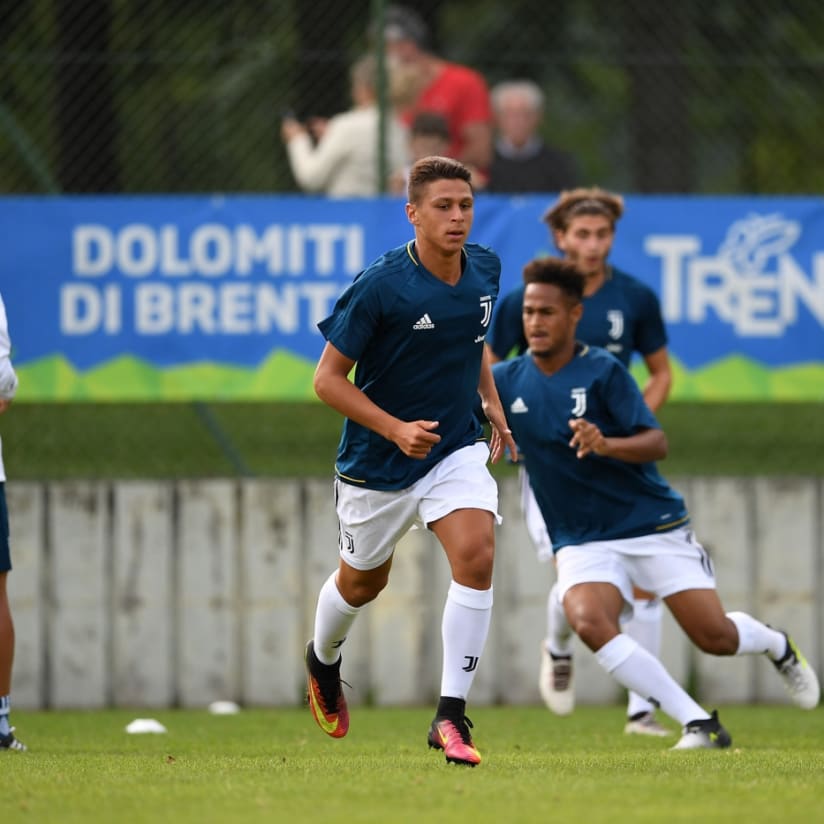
488, 256, 819, 749
0, 290, 24, 752
486, 187, 672, 735
304, 156, 516, 767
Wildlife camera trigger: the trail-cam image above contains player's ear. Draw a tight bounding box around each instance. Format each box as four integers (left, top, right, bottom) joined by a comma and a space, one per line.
553, 229, 565, 251
405, 202, 418, 224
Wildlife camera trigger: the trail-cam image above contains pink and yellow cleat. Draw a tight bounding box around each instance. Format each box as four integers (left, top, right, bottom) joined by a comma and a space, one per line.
305, 641, 349, 739
427, 716, 481, 766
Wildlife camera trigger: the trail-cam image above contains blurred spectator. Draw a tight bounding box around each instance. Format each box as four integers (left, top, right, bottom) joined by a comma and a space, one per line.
281, 54, 408, 197
487, 80, 579, 194
407, 111, 451, 162
389, 111, 450, 193
381, 5, 493, 174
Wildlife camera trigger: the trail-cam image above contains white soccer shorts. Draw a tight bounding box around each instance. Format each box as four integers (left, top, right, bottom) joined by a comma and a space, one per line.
333, 441, 500, 571
555, 526, 716, 621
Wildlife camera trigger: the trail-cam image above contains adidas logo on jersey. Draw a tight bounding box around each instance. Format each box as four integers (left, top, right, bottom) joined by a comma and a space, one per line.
413, 313, 435, 330
510, 397, 528, 414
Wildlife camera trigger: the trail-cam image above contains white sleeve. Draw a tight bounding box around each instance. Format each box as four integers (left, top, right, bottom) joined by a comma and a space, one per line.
286, 115, 354, 192
0, 292, 18, 400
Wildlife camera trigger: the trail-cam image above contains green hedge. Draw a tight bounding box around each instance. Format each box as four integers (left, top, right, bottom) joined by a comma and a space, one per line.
1, 402, 822, 480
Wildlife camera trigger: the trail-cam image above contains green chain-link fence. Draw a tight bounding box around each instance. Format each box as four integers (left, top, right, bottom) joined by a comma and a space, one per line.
2, 0, 823, 195
2, 1, 824, 480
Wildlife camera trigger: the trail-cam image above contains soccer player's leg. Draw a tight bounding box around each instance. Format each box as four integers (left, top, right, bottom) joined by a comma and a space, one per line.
305, 480, 410, 739
667, 596, 820, 710
305, 636, 350, 739
768, 630, 820, 709
540, 583, 575, 715
424, 445, 499, 766
703, 606, 819, 710
565, 581, 721, 739
622, 591, 671, 736
428, 517, 493, 767
657, 528, 819, 712
560, 543, 730, 749
1, 501, 26, 753
521, 471, 577, 715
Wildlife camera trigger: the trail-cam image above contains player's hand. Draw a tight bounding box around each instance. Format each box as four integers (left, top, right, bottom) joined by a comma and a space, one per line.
488, 422, 517, 464
568, 418, 606, 459
0, 399, 10, 414
393, 420, 441, 459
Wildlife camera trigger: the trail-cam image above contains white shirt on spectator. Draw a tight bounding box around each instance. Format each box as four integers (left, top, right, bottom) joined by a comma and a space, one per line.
286, 105, 408, 197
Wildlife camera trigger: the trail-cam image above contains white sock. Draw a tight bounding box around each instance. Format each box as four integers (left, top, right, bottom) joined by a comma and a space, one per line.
440, 581, 493, 699
595, 634, 709, 726
545, 581, 574, 656
726, 611, 787, 659
624, 598, 663, 717
0, 695, 9, 736
312, 571, 362, 664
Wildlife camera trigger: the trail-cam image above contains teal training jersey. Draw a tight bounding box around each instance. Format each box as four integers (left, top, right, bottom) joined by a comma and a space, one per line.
491, 345, 688, 550
318, 241, 501, 490
486, 267, 667, 367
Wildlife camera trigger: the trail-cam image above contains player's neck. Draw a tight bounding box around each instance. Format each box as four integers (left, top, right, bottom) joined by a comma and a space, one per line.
530, 341, 576, 376
414, 239, 463, 285
583, 266, 607, 296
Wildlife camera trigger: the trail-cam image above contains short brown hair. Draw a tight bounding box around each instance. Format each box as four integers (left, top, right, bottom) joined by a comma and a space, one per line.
407, 156, 472, 203
522, 256, 585, 303
542, 187, 624, 233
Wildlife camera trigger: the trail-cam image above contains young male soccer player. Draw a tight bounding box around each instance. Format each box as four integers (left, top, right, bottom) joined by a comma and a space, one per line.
488, 256, 819, 749
0, 290, 24, 751
305, 156, 516, 767
487, 188, 672, 735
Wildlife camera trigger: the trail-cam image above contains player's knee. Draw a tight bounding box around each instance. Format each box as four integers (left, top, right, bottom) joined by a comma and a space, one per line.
693, 625, 738, 656
566, 608, 614, 651
339, 574, 388, 607
450, 539, 494, 589
456, 559, 493, 590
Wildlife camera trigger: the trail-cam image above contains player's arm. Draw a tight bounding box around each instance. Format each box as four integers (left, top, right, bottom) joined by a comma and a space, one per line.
485, 344, 502, 365
485, 288, 524, 363
0, 359, 15, 414
640, 345, 672, 413
477, 346, 517, 463
0, 296, 17, 414
567, 419, 667, 462
313, 341, 441, 459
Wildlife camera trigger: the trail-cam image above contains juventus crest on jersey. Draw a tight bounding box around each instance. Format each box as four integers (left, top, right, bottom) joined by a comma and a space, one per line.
491, 344, 687, 551
318, 241, 502, 490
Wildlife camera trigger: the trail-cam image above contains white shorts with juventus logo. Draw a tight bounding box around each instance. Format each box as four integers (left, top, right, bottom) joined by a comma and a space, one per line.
333, 441, 501, 571
555, 526, 716, 621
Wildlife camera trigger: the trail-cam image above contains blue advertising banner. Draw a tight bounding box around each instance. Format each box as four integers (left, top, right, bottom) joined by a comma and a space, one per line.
1, 194, 822, 400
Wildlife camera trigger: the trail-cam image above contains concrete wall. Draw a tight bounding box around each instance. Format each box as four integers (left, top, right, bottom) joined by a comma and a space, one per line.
6, 476, 822, 709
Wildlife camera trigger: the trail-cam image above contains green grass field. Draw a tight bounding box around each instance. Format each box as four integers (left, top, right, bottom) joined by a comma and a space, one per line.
5, 706, 824, 823
2, 401, 823, 479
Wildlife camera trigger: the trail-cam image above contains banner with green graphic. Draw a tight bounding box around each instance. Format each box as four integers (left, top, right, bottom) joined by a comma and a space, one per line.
3, 195, 822, 401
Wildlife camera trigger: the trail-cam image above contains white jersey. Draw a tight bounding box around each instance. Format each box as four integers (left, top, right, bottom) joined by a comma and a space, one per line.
0, 291, 19, 482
